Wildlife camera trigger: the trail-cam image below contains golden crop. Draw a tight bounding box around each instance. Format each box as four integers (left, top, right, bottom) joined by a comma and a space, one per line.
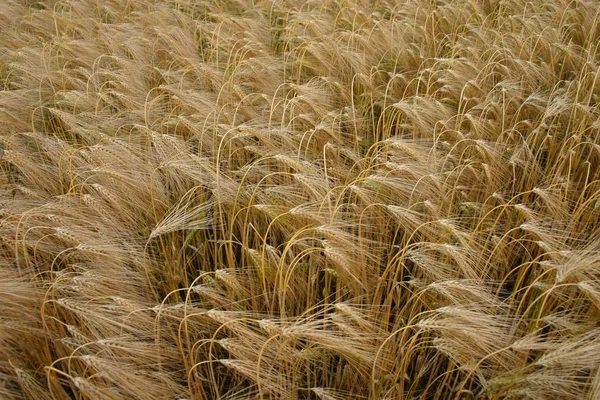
1, 0, 599, 398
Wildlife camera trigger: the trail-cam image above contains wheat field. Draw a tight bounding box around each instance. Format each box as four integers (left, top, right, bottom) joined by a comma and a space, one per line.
1, 0, 599, 399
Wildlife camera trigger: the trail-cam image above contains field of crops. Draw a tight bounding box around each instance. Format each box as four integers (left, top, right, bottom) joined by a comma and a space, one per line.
1, 0, 599, 398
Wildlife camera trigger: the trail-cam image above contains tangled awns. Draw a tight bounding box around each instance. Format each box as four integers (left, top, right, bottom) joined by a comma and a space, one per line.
1, 0, 600, 398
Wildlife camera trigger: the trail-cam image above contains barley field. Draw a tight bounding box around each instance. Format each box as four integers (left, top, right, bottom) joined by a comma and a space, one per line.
1, 0, 599, 399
